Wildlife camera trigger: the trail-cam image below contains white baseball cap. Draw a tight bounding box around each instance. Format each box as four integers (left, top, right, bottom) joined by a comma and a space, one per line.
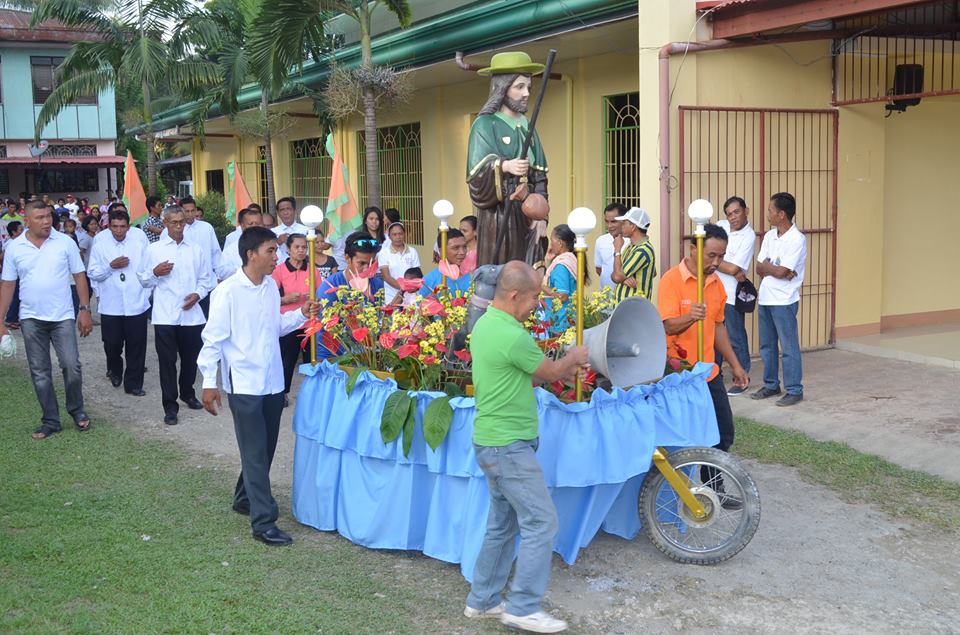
614, 206, 651, 230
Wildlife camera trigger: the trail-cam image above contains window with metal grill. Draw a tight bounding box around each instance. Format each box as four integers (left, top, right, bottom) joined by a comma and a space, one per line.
602, 92, 641, 210
357, 123, 424, 245
205, 169, 224, 194
31, 56, 97, 106
289, 136, 332, 212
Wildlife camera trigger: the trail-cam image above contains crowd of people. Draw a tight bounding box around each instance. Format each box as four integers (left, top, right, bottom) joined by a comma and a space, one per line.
0, 188, 807, 632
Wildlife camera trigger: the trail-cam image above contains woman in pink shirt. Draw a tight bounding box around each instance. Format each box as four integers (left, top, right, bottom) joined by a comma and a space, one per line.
272, 233, 335, 405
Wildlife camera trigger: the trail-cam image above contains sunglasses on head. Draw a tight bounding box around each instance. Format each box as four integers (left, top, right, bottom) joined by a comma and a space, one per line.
352, 238, 380, 248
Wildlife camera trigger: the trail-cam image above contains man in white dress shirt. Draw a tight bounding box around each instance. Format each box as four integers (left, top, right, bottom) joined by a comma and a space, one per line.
180, 196, 222, 318
752, 192, 806, 407
219, 207, 263, 279
0, 201, 93, 439
594, 203, 628, 292
139, 206, 217, 425
199, 226, 318, 546
715, 196, 756, 396
88, 209, 152, 396
272, 196, 310, 261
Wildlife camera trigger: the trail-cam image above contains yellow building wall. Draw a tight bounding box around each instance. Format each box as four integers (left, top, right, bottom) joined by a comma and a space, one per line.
193, 48, 642, 271
835, 105, 886, 332
881, 99, 960, 319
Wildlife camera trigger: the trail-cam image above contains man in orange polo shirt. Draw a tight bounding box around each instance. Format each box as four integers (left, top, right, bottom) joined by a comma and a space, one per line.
658, 224, 749, 457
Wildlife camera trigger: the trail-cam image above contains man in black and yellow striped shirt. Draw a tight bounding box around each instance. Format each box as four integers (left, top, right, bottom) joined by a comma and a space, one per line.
611, 207, 656, 302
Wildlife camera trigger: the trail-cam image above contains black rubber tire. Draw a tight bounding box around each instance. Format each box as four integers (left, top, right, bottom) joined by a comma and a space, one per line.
639, 447, 761, 565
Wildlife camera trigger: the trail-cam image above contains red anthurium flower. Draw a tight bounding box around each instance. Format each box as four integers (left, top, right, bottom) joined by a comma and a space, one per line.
351, 327, 369, 342
561, 389, 575, 401
438, 259, 461, 281
396, 277, 423, 293
379, 332, 396, 349
323, 315, 340, 329
320, 331, 341, 354
668, 358, 683, 371
299, 318, 323, 350
346, 315, 360, 330
675, 344, 688, 359
451, 296, 467, 307
422, 297, 445, 316
423, 355, 437, 365
397, 343, 420, 359
551, 380, 565, 393
435, 342, 448, 353
453, 349, 471, 363
381, 304, 397, 314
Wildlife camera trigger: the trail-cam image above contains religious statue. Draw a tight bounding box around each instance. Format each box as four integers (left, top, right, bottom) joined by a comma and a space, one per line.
466, 52, 550, 266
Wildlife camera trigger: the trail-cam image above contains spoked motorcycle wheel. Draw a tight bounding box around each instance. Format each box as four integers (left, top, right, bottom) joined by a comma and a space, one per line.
639, 447, 760, 564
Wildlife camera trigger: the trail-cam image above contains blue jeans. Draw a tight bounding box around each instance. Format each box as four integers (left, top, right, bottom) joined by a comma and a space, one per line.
717, 304, 750, 374
20, 318, 85, 430
467, 439, 559, 617
758, 302, 803, 395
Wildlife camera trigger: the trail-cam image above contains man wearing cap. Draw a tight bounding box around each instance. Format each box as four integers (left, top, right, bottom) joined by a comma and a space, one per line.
611, 207, 656, 302
467, 52, 549, 267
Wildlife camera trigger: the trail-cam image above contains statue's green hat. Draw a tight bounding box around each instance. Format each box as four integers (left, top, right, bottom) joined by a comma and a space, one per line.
477, 51, 545, 77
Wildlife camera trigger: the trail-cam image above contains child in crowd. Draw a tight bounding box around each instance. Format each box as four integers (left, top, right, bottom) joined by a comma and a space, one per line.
400, 266, 423, 307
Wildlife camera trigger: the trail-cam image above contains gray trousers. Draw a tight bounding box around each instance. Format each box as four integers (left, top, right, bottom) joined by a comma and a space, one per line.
20, 318, 84, 430
228, 392, 285, 533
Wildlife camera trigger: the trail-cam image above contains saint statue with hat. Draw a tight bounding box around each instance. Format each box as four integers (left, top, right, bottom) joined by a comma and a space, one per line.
466, 51, 550, 267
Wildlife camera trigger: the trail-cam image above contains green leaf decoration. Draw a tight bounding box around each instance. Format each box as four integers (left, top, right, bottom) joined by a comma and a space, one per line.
423, 396, 453, 451
442, 382, 464, 398
401, 403, 416, 458
380, 390, 412, 444
345, 366, 366, 396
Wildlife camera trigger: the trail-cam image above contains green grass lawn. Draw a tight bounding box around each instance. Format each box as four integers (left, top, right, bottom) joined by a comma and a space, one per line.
4, 362, 959, 634
0, 367, 493, 635
734, 417, 960, 531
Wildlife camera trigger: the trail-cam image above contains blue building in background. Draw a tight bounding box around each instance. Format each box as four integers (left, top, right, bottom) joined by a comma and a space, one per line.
0, 9, 122, 203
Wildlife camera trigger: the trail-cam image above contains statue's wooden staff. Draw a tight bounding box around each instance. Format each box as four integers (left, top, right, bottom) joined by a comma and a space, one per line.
493, 49, 557, 262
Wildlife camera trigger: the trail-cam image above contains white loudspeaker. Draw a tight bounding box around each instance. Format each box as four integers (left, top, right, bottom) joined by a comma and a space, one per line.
582, 296, 667, 387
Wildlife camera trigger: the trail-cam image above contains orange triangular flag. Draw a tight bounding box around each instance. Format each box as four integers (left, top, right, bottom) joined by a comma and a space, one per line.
122, 150, 148, 225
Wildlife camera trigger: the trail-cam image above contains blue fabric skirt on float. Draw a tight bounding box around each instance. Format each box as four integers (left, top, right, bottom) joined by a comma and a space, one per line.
291, 361, 719, 581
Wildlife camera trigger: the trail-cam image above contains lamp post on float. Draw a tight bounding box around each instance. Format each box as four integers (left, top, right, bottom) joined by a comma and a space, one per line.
432, 199, 454, 288
301, 204, 325, 365
567, 206, 597, 402
686, 199, 714, 361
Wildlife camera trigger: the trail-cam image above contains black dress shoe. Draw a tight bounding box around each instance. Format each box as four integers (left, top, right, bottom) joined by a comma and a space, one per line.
163, 413, 178, 426
125, 388, 146, 397
183, 397, 203, 410
109, 374, 122, 388
252, 527, 293, 546
232, 502, 250, 515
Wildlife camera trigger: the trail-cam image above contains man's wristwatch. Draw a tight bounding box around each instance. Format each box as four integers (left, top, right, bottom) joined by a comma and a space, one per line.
78, 305, 91, 312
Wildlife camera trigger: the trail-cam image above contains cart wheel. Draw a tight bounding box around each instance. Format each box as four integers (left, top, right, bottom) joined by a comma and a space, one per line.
639, 447, 760, 565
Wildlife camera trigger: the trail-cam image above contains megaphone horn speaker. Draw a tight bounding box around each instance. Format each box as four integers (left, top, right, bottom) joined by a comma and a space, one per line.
582, 296, 667, 388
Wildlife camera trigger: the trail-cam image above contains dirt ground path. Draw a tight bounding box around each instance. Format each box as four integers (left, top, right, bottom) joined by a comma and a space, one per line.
11, 327, 960, 634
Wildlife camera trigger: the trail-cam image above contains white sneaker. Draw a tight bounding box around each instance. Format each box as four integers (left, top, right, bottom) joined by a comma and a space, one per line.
464, 601, 505, 619
500, 610, 568, 633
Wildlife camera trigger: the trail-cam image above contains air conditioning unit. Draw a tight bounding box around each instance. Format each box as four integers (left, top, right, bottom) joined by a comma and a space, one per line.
885, 64, 923, 114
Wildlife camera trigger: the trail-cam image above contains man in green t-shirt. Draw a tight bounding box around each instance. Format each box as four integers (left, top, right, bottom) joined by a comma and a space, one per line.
464, 261, 588, 634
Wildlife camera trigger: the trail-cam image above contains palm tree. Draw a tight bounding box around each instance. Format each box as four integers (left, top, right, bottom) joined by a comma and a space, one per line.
250, 0, 412, 210
30, 0, 217, 195
175, 0, 332, 213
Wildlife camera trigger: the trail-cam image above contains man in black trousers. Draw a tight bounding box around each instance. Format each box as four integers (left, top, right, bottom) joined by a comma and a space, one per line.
138, 206, 216, 425
87, 209, 151, 395
198, 227, 318, 546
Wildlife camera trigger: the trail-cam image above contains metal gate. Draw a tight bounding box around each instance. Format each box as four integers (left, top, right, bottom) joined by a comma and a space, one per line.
678, 107, 838, 350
